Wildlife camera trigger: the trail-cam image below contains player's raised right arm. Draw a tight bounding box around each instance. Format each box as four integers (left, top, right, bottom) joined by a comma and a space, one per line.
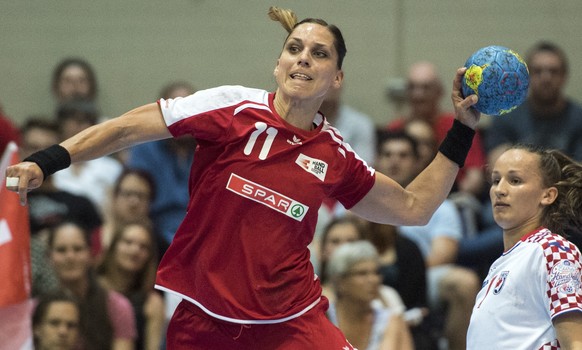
6, 102, 171, 205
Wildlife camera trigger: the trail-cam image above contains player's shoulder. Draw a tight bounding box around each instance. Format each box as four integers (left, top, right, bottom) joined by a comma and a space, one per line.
526, 228, 581, 262
203, 85, 269, 104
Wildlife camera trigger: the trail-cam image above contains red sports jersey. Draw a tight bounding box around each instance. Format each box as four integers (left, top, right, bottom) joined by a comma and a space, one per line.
155, 85, 375, 323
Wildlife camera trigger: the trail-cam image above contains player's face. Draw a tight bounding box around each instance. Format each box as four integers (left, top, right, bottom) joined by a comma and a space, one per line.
274, 23, 343, 103
528, 51, 567, 105
338, 260, 381, 303
114, 224, 152, 273
375, 139, 417, 186
490, 149, 555, 233
114, 174, 152, 223
50, 224, 91, 284
322, 222, 360, 262
34, 302, 80, 350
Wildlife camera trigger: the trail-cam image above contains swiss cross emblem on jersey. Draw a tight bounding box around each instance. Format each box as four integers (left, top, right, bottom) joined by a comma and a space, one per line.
295, 153, 328, 181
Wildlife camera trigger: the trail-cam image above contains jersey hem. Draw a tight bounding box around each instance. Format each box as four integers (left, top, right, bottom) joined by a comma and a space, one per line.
155, 284, 321, 324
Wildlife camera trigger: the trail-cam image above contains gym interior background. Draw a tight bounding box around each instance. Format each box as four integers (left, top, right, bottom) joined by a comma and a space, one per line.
2, 0, 581, 126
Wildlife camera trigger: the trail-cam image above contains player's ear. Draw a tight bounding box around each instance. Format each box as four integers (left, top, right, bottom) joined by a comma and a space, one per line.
541, 186, 558, 206
273, 59, 280, 77
332, 70, 344, 89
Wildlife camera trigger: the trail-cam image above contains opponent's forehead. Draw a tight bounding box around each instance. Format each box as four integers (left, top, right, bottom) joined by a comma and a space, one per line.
494, 149, 541, 175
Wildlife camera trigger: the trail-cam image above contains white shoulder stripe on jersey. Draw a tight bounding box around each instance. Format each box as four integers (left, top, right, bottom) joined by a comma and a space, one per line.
234, 103, 271, 116
160, 85, 269, 126
322, 123, 375, 176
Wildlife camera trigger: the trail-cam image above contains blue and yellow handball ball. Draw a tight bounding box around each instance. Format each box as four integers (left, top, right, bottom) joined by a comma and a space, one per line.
461, 45, 529, 116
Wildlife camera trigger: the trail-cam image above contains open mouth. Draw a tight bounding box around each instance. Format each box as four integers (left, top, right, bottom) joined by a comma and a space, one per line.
290, 73, 312, 80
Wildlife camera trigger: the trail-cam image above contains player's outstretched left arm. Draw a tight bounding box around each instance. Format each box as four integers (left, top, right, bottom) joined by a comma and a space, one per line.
351, 67, 480, 226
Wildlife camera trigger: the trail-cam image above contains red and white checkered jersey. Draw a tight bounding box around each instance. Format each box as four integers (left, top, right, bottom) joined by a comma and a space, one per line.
467, 227, 582, 349
154, 85, 375, 323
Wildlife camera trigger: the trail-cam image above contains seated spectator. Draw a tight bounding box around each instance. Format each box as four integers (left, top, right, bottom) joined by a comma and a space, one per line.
312, 84, 377, 248
48, 221, 136, 350
375, 128, 480, 350
319, 84, 377, 165
326, 240, 414, 350
126, 82, 196, 253
98, 222, 165, 350
367, 222, 429, 318
402, 119, 437, 173
33, 291, 81, 350
51, 98, 123, 214
19, 118, 102, 297
486, 41, 582, 164
387, 61, 487, 198
93, 168, 156, 259
20, 118, 102, 235
318, 216, 404, 313
51, 57, 98, 105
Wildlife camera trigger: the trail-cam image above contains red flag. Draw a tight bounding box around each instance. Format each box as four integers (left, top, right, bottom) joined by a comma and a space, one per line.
0, 141, 33, 350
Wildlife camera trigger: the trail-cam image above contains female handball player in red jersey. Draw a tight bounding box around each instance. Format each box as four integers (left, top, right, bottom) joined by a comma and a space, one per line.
7, 7, 481, 349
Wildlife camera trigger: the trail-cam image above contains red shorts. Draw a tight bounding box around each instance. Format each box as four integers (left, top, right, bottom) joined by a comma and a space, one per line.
166, 297, 356, 350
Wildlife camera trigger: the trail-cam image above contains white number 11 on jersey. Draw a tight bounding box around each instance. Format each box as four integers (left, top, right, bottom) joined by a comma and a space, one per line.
244, 122, 278, 160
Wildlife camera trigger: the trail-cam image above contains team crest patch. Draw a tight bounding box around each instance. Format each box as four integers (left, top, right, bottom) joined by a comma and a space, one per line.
226, 173, 309, 221
550, 260, 581, 294
295, 153, 327, 181
493, 271, 509, 295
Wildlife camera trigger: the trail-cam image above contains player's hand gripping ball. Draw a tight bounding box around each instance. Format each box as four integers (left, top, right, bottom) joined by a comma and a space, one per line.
461, 45, 529, 116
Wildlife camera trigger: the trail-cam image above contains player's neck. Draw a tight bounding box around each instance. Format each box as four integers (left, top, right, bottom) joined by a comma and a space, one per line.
502, 219, 542, 250
273, 92, 321, 131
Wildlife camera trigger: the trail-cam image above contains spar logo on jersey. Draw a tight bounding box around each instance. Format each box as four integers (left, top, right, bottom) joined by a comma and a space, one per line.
550, 260, 581, 294
295, 153, 327, 181
226, 173, 309, 221
493, 271, 509, 295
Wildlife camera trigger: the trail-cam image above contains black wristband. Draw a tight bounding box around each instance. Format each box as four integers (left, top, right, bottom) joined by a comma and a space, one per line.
23, 144, 71, 180
438, 120, 475, 168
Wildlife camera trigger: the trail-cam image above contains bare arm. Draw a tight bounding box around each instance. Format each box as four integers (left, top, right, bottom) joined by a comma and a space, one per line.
64, 103, 170, 162
112, 339, 135, 350
351, 67, 480, 226
144, 292, 166, 350
554, 312, 582, 349
6, 103, 170, 204
380, 314, 414, 350
426, 236, 458, 267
